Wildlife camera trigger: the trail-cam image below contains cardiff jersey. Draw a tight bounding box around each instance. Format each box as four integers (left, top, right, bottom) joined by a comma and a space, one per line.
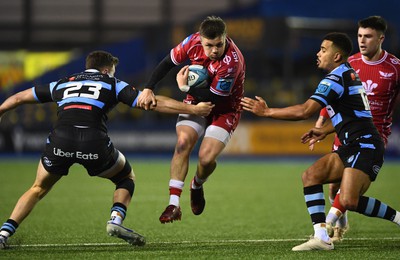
170, 32, 245, 113
349, 51, 400, 145
311, 62, 379, 145
32, 69, 140, 132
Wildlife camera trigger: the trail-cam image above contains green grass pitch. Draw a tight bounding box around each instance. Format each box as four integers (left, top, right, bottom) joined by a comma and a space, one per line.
0, 157, 399, 259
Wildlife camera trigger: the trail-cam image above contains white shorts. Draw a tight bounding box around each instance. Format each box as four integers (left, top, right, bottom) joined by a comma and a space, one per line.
176, 114, 231, 145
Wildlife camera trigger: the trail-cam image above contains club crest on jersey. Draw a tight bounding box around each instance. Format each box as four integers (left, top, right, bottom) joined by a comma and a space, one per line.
347, 155, 355, 163
316, 81, 331, 94
363, 80, 378, 95
223, 55, 232, 65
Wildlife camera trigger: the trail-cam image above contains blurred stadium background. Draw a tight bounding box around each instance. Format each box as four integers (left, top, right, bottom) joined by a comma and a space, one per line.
0, 0, 399, 158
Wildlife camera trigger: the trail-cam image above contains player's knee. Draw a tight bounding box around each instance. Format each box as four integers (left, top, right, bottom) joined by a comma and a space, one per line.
110, 161, 135, 196
339, 195, 358, 211
175, 137, 193, 155
115, 177, 135, 197
30, 184, 49, 200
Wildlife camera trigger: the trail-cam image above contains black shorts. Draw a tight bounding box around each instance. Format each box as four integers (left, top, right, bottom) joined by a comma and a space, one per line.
41, 126, 119, 176
335, 135, 384, 181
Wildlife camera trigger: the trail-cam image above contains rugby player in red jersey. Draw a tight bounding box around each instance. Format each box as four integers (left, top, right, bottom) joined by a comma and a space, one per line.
309, 16, 400, 243
138, 16, 246, 223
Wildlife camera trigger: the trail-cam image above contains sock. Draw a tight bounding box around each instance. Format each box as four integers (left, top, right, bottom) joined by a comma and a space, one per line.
325, 207, 342, 225
336, 211, 348, 228
169, 179, 184, 207
110, 202, 127, 225
304, 185, 326, 225
393, 211, 400, 226
0, 219, 19, 238
191, 175, 207, 189
356, 196, 397, 222
313, 223, 331, 243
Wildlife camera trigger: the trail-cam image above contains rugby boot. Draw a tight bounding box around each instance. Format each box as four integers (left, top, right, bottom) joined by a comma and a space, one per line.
159, 205, 182, 223
106, 222, 146, 246
190, 180, 205, 215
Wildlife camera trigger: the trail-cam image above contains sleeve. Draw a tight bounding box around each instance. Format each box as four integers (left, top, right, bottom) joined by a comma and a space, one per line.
170, 34, 193, 65
310, 76, 343, 107
33, 83, 55, 103
144, 54, 176, 90
116, 79, 140, 107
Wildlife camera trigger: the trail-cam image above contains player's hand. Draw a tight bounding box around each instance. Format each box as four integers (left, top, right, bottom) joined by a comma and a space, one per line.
176, 65, 189, 90
138, 88, 156, 110
240, 96, 269, 117
193, 102, 214, 116
301, 128, 327, 147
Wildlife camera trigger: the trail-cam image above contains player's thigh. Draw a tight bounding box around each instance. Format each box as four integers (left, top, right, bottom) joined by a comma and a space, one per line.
33, 160, 62, 192
176, 114, 205, 148
198, 136, 226, 162
302, 153, 344, 185
340, 168, 371, 201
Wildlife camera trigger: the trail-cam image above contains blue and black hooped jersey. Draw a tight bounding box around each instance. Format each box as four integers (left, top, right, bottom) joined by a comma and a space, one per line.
32, 69, 140, 132
310, 62, 379, 145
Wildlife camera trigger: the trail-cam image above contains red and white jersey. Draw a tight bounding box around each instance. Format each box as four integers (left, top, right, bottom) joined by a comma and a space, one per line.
349, 51, 400, 145
170, 32, 246, 113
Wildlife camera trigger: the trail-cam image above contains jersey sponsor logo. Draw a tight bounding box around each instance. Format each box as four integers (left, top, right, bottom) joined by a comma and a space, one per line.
216, 78, 234, 92
231, 51, 239, 62
53, 148, 99, 160
326, 74, 339, 82
390, 57, 400, 65
64, 104, 92, 110
378, 71, 394, 79
316, 81, 331, 94
223, 55, 232, 65
363, 80, 378, 95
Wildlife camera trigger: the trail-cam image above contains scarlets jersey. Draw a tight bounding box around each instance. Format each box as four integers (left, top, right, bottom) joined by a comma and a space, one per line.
32, 69, 140, 132
311, 62, 379, 145
170, 32, 245, 113
349, 51, 400, 145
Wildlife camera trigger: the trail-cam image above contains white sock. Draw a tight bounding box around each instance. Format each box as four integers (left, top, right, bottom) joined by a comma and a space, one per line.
0, 230, 10, 238
325, 207, 342, 225
110, 211, 123, 225
393, 211, 400, 226
169, 179, 184, 207
191, 175, 207, 189
313, 223, 331, 243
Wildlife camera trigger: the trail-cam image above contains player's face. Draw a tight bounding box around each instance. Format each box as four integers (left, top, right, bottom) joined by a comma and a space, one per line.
316, 40, 337, 72
357, 27, 384, 60
201, 35, 226, 61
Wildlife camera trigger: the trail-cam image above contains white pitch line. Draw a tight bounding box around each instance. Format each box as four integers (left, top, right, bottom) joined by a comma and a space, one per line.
9, 237, 400, 248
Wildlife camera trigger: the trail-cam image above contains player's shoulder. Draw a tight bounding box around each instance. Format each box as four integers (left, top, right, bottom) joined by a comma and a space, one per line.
348, 52, 362, 63
180, 32, 201, 47
384, 51, 400, 67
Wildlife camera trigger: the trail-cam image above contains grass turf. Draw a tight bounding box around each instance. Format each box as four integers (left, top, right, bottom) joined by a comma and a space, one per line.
0, 158, 399, 259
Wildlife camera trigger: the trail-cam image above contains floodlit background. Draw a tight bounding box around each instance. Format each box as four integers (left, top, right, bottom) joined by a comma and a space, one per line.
0, 0, 399, 158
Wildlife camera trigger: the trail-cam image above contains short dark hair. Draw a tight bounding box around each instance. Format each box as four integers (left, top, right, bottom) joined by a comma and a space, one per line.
86, 50, 119, 71
358, 16, 387, 34
199, 16, 226, 39
323, 32, 353, 59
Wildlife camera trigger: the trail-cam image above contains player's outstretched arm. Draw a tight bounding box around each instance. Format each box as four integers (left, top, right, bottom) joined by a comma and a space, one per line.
0, 88, 37, 119
151, 95, 214, 116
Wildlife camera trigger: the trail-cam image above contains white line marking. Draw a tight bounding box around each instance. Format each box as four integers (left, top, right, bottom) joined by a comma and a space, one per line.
9, 237, 400, 248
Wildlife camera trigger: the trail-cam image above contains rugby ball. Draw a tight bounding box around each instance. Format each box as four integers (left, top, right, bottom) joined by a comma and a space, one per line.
187, 65, 209, 89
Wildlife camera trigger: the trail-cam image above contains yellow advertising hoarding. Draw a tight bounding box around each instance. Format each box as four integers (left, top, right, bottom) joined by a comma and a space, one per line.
224, 121, 334, 155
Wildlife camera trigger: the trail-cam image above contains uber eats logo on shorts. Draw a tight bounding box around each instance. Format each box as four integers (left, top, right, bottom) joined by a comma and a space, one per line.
53, 148, 99, 160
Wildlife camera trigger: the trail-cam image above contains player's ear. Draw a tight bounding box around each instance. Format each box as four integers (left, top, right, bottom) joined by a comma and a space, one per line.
334, 52, 343, 63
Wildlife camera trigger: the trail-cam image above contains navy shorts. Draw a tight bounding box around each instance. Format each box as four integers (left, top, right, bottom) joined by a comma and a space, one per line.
335, 135, 384, 181
41, 126, 119, 176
